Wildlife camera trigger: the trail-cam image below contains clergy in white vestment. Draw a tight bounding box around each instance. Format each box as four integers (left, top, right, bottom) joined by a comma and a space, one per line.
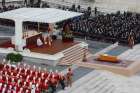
37, 37, 43, 47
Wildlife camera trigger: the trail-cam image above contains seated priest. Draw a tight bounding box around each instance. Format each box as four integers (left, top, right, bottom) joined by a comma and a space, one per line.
37, 37, 43, 47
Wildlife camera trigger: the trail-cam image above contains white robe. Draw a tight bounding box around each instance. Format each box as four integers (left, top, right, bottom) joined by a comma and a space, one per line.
37, 38, 43, 46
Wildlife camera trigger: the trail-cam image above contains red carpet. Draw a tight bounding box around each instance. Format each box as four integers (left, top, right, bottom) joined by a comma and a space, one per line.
24, 44, 37, 49
0, 40, 15, 48
0, 39, 79, 55
0, 40, 43, 49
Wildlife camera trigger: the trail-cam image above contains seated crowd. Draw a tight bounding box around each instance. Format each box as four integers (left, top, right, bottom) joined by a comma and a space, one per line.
0, 5, 21, 13
70, 11, 140, 45
1, 2, 139, 46
0, 62, 73, 93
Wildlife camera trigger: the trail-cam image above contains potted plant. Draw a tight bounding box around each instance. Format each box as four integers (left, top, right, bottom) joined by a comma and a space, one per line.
6, 53, 23, 63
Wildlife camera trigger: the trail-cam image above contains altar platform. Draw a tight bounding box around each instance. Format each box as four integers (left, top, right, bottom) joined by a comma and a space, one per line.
0, 38, 89, 66
0, 39, 79, 54
30, 39, 79, 55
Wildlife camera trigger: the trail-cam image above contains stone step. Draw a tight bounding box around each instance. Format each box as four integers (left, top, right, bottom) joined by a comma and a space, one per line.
58, 71, 100, 93
85, 76, 108, 90
64, 50, 90, 59
98, 85, 115, 93
61, 48, 90, 59
62, 44, 80, 53
105, 86, 116, 93
58, 70, 118, 93
60, 50, 91, 65
62, 48, 84, 59
63, 47, 84, 57
59, 53, 88, 65
61, 50, 84, 61
60, 56, 82, 65
71, 75, 106, 93
94, 79, 110, 93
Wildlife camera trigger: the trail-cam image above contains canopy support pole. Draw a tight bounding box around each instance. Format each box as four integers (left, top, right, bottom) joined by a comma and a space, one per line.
15, 20, 23, 51
38, 22, 40, 32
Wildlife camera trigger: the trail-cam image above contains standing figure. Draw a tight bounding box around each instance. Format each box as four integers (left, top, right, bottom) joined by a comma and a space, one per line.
24, 0, 27, 6
128, 33, 135, 49
50, 75, 57, 93
76, 5, 81, 12
62, 23, 73, 42
2, 0, 5, 7
47, 24, 53, 46
37, 0, 41, 7
94, 7, 97, 16
30, 0, 34, 7
66, 67, 73, 87
59, 72, 65, 90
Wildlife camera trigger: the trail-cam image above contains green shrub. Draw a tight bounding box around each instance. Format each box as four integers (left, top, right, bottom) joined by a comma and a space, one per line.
6, 53, 23, 63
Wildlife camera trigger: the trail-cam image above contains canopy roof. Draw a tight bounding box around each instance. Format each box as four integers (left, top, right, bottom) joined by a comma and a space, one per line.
0, 8, 82, 23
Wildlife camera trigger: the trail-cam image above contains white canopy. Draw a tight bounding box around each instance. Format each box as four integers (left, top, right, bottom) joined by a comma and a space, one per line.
0, 8, 82, 51
0, 8, 82, 23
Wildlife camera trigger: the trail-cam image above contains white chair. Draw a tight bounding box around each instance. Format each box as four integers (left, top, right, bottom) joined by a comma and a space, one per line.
38, 78, 41, 83
19, 88, 23, 93
9, 85, 12, 89
35, 71, 38, 76
7, 60, 11, 64
37, 38, 43, 47
30, 70, 33, 75
0, 83, 2, 88
13, 86, 17, 93
17, 79, 21, 86
11, 72, 13, 76
23, 63, 27, 67
43, 68, 47, 71
17, 63, 21, 67
11, 36, 15, 45
2, 84, 7, 93
24, 82, 26, 87
25, 69, 27, 74
26, 90, 29, 93
41, 73, 45, 77
45, 79, 48, 83
55, 70, 58, 73
26, 75, 30, 82
33, 65, 36, 70
49, 69, 53, 73
4, 72, 7, 76
35, 84, 39, 88
29, 82, 32, 88
33, 77, 36, 83
31, 84, 36, 93
38, 67, 41, 71
12, 78, 14, 82
2, 59, 6, 63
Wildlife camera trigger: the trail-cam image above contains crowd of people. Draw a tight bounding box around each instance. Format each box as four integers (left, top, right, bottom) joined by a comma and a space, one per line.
0, 62, 73, 93
0, 5, 21, 13
70, 11, 140, 46
58, 4, 92, 19
1, 1, 140, 47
